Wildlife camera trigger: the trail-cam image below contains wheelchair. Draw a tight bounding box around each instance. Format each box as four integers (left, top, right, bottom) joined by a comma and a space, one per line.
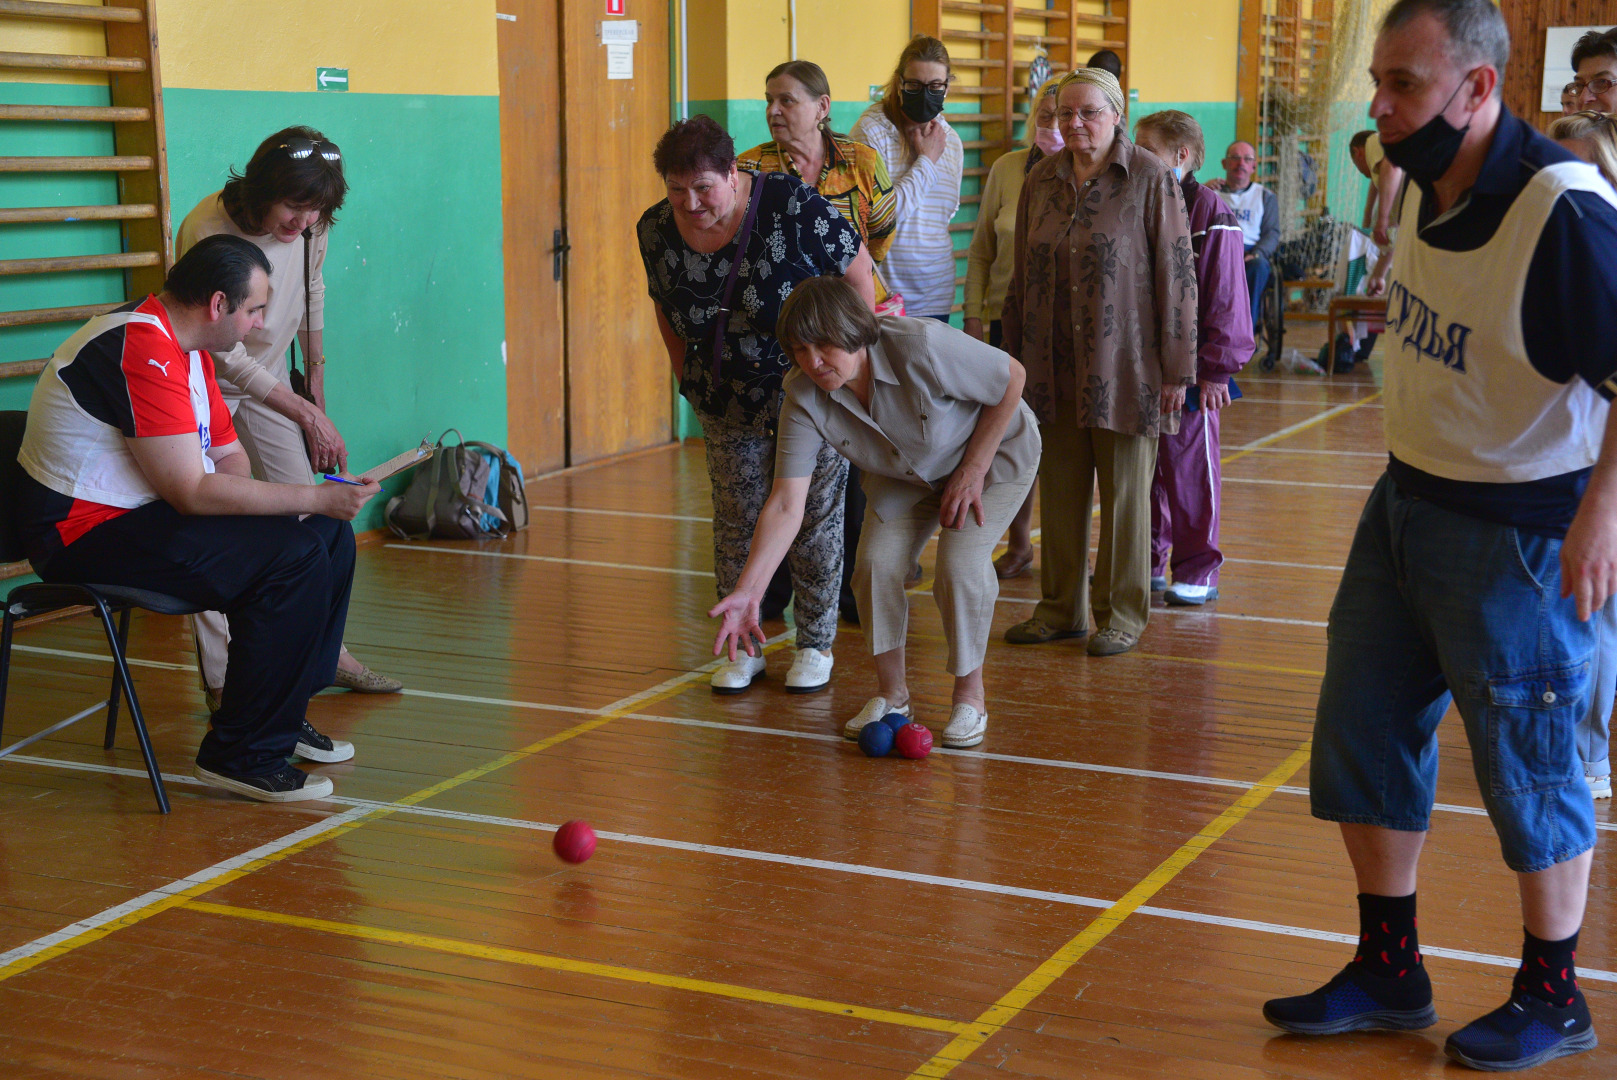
1252, 252, 1286, 372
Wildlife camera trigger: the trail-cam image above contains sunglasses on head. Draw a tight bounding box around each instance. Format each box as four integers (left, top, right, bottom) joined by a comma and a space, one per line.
277, 137, 341, 162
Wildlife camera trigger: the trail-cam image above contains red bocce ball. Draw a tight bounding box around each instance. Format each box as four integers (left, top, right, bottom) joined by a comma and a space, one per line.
553, 819, 597, 863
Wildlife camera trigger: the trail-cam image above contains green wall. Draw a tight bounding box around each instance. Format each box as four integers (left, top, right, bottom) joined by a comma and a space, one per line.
1, 83, 507, 531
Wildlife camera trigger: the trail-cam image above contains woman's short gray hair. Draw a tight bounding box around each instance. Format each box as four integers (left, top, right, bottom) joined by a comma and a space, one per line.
1054, 67, 1125, 118
776, 276, 880, 354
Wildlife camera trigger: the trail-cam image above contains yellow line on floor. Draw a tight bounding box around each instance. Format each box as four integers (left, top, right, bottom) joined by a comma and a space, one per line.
186, 900, 971, 1036
0, 640, 792, 984
1221, 390, 1382, 466
905, 742, 1312, 1078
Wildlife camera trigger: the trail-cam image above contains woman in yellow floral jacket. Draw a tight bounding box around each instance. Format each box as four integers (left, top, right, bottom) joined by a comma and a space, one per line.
738, 59, 901, 624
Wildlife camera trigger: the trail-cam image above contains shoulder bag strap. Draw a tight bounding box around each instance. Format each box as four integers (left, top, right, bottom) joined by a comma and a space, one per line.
710, 174, 765, 377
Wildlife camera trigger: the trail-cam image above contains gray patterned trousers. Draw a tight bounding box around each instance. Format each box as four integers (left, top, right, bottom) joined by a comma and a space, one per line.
702, 415, 846, 651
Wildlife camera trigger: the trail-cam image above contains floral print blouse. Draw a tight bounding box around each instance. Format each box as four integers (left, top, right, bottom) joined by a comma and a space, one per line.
638, 170, 860, 430
1001, 135, 1198, 438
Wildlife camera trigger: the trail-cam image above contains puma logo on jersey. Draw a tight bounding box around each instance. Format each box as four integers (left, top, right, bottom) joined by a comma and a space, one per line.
146, 358, 172, 376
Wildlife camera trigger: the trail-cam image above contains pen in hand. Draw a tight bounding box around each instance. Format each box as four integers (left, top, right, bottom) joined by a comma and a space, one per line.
322, 474, 367, 486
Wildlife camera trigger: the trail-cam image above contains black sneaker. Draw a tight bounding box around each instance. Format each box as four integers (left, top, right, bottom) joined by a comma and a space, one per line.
1445, 990, 1598, 1071
295, 719, 355, 764
1264, 962, 1437, 1034
194, 762, 334, 803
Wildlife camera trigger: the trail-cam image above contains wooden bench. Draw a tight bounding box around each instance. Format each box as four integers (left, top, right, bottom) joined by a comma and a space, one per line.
1281, 279, 1337, 322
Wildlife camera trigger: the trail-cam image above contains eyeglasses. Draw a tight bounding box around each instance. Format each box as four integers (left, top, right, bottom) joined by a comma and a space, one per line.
1057, 105, 1113, 124
1572, 76, 1616, 98
277, 137, 342, 162
1563, 82, 1581, 97
900, 79, 950, 94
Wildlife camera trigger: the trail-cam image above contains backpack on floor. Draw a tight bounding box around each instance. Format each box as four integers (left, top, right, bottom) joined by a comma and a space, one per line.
384, 430, 527, 540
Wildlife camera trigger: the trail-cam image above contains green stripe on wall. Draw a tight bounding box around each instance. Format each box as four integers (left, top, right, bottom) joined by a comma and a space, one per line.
2, 85, 507, 532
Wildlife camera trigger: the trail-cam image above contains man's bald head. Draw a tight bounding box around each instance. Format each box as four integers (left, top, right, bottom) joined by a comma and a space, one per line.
1223, 141, 1257, 189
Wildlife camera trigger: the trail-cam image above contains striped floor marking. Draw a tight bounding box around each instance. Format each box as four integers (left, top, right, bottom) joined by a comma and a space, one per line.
185, 900, 971, 1035
0, 632, 795, 983
905, 744, 1314, 1078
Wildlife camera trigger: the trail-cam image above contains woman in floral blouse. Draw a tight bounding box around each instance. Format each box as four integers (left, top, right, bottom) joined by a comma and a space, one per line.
638, 115, 875, 696
1000, 68, 1197, 658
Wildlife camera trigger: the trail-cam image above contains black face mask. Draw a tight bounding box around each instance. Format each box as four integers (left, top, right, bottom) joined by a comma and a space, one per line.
1380, 74, 1474, 184
900, 85, 947, 124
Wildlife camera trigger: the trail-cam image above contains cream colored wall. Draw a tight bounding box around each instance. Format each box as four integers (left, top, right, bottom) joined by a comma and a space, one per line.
1129, 0, 1240, 103
706, 0, 1242, 105
8, 0, 499, 94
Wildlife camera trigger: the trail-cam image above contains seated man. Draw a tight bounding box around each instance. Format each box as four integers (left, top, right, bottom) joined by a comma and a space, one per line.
1207, 140, 1279, 330
15, 234, 380, 803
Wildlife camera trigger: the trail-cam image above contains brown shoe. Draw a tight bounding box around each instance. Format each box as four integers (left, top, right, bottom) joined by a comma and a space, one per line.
333, 665, 404, 693
1004, 617, 1085, 645
1086, 628, 1138, 656
994, 549, 1034, 579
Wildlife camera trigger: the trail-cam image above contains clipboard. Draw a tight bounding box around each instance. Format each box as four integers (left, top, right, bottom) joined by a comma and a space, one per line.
348, 437, 434, 484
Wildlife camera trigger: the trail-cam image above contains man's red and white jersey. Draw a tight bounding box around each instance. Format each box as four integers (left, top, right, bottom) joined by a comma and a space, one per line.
17, 296, 237, 562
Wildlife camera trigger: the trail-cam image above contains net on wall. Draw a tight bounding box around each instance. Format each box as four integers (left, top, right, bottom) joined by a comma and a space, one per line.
1256, 0, 1378, 300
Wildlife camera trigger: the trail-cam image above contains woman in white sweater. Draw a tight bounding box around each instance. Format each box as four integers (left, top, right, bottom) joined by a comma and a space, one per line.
850, 35, 964, 321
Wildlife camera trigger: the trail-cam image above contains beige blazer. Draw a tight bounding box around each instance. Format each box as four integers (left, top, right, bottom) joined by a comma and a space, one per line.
775, 316, 1040, 522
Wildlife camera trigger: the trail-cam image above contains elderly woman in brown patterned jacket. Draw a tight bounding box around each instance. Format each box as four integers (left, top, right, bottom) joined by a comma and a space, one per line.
1000, 68, 1197, 657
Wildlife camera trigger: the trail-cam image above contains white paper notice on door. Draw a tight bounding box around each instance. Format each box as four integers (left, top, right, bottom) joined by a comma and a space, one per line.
606, 43, 633, 80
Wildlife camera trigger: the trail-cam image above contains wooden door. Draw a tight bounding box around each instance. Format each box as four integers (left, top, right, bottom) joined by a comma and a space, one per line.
498, 0, 567, 476
560, 0, 672, 465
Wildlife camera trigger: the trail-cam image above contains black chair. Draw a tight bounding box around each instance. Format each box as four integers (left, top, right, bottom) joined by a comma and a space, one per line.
0, 409, 198, 813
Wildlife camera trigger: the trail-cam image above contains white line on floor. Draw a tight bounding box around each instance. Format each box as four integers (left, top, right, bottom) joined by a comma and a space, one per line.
529, 504, 711, 523
1224, 477, 1374, 491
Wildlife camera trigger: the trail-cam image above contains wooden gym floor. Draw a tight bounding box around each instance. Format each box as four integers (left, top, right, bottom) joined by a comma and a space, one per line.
0, 357, 1611, 1078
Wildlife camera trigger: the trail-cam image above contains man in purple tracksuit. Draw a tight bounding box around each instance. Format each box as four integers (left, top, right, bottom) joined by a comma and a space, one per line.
1134, 111, 1254, 606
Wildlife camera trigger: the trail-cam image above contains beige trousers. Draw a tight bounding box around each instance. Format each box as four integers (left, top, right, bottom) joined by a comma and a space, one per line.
854, 469, 1036, 676
192, 373, 316, 690
1032, 415, 1158, 638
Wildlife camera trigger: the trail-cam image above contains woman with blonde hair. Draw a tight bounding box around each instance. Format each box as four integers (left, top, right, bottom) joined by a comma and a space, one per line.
1550, 110, 1617, 187
850, 35, 965, 323
1000, 67, 1197, 657
964, 79, 1062, 578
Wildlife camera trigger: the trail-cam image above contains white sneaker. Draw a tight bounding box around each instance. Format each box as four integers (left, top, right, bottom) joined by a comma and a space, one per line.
843, 697, 909, 740
942, 704, 987, 748
711, 652, 767, 695
1165, 582, 1219, 606
1590, 772, 1612, 800
785, 648, 833, 694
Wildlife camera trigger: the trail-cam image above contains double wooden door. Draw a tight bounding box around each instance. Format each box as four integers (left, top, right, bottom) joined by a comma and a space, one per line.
498, 0, 671, 476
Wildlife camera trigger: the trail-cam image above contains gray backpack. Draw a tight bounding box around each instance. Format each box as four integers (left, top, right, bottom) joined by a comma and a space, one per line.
384, 430, 526, 540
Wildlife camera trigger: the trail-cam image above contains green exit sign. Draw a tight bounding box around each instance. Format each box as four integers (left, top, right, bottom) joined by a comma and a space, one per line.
316, 67, 349, 92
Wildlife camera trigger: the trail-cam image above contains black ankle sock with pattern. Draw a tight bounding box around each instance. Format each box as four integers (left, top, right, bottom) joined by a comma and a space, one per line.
1355, 892, 1421, 978
1514, 928, 1579, 1007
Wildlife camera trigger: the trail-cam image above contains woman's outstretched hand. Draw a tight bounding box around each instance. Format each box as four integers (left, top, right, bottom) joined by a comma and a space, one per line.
709, 590, 767, 661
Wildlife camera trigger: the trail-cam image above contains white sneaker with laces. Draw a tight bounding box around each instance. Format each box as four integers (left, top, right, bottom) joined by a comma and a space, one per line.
942, 704, 987, 748
785, 648, 833, 694
711, 652, 767, 694
1590, 772, 1612, 800
843, 697, 909, 740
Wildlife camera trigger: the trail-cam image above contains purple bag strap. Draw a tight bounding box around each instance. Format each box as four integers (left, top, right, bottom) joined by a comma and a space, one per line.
711, 175, 764, 376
